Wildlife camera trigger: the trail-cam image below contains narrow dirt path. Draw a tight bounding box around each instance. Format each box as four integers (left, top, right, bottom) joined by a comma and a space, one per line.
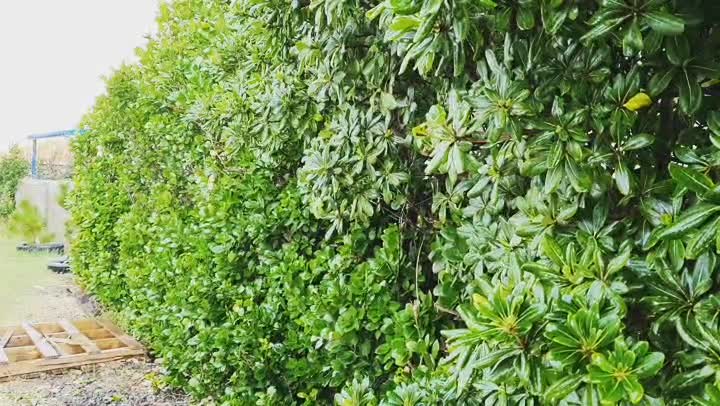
0, 240, 192, 406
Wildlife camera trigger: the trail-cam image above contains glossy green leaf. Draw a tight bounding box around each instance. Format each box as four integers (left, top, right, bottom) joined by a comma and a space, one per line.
668, 240, 686, 271
607, 247, 631, 274
622, 133, 654, 151
614, 161, 632, 195
633, 352, 664, 378
545, 374, 584, 403
543, 235, 565, 266
648, 69, 676, 96
668, 163, 714, 194
581, 16, 628, 42
679, 71, 703, 114
644, 11, 684, 35
517, 7, 535, 30
622, 22, 643, 56
686, 215, 720, 259
654, 203, 720, 242
708, 111, 720, 136
666, 36, 690, 66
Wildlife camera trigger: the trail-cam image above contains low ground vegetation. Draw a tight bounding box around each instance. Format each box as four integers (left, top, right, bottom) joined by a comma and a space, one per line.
72, 0, 720, 404
6, 200, 55, 245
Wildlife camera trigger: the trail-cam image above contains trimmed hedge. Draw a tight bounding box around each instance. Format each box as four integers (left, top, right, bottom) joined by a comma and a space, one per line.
71, 0, 720, 404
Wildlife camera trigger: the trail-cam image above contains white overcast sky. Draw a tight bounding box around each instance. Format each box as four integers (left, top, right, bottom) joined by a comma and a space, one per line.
0, 1, 161, 150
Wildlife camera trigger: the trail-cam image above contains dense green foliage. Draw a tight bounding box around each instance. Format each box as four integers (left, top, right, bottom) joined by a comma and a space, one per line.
71, 0, 720, 404
0, 146, 29, 217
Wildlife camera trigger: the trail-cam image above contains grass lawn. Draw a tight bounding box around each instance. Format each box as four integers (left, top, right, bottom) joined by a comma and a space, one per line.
0, 239, 60, 325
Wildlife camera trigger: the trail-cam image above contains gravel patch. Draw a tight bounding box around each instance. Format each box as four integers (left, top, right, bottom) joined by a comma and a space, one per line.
0, 358, 192, 406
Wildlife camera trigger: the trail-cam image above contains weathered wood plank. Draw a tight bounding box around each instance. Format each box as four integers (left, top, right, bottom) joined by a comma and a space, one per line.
44, 339, 87, 356
0, 330, 12, 348
0, 318, 145, 379
72, 320, 101, 331
0, 330, 13, 365
4, 346, 43, 362
33, 323, 64, 335
94, 338, 127, 351
5, 335, 32, 348
82, 329, 114, 340
96, 320, 143, 350
21, 322, 60, 359
58, 319, 101, 354
0, 347, 146, 379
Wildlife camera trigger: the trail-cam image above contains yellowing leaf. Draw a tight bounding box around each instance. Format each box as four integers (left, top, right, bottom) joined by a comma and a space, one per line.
623, 92, 653, 111
702, 78, 720, 88
472, 293, 489, 308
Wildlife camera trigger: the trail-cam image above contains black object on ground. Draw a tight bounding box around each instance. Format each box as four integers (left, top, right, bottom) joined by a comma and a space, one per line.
48, 257, 71, 273
17, 242, 64, 254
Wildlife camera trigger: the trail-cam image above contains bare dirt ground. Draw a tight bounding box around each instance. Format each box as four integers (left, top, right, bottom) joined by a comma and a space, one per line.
0, 241, 193, 406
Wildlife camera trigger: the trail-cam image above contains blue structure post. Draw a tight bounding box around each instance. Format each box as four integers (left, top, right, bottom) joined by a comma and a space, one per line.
31, 138, 38, 179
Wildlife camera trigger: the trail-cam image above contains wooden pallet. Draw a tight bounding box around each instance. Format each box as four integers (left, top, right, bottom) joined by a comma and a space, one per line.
0, 319, 145, 379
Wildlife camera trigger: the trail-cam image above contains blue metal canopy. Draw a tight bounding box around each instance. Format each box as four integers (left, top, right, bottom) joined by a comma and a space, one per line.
28, 129, 87, 140
28, 129, 87, 178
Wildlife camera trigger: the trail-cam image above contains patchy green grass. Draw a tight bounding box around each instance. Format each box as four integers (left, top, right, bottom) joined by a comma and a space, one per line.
0, 239, 65, 325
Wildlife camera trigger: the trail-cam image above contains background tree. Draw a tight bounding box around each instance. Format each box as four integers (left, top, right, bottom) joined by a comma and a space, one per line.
0, 145, 29, 217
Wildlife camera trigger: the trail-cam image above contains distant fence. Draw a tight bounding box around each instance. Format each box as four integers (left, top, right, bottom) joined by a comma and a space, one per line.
35, 162, 73, 180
